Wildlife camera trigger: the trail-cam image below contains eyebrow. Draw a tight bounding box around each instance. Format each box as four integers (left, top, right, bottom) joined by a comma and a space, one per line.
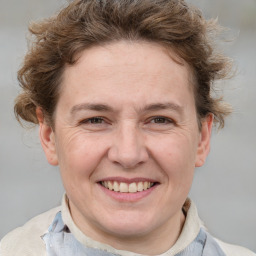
70, 103, 114, 114
70, 102, 183, 115
142, 103, 183, 113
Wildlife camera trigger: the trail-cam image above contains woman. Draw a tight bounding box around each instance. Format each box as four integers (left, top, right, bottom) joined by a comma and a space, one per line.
1, 0, 255, 255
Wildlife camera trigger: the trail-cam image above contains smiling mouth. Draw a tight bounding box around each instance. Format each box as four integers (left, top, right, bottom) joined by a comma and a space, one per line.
99, 181, 156, 193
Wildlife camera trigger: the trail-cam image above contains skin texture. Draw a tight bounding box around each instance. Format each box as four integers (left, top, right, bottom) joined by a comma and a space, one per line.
37, 41, 213, 255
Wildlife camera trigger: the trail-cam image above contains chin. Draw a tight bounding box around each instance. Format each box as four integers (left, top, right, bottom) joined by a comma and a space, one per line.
99, 212, 155, 237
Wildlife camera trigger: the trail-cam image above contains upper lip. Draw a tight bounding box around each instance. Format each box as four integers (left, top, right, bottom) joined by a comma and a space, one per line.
96, 177, 159, 184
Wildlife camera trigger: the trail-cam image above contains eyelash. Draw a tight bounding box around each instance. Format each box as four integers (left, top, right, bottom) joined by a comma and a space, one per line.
79, 117, 106, 125
78, 116, 174, 127
148, 116, 174, 125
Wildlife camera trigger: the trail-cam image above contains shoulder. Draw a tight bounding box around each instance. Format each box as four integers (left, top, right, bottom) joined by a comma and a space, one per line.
215, 238, 256, 256
0, 206, 61, 256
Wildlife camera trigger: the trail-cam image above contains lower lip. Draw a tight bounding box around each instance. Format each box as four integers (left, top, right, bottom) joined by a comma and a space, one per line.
98, 183, 158, 202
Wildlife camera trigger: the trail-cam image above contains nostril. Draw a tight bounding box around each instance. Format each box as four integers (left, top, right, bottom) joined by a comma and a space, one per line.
107, 130, 149, 168
115, 158, 145, 169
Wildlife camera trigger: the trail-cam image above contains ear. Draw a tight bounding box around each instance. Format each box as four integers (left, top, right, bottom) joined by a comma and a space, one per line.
36, 108, 58, 166
195, 114, 213, 167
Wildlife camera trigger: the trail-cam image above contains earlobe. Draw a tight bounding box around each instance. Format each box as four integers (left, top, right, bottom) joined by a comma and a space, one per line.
36, 108, 58, 166
195, 114, 213, 167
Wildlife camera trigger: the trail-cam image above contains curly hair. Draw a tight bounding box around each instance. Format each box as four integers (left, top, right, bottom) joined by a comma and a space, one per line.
14, 0, 232, 129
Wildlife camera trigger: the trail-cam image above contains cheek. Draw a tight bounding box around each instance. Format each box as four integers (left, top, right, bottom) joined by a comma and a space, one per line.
149, 134, 197, 182
56, 131, 108, 181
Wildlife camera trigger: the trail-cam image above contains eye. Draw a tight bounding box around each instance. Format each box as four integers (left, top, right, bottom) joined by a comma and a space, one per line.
86, 117, 104, 124
144, 116, 175, 131
78, 116, 107, 126
149, 116, 174, 124
77, 116, 111, 131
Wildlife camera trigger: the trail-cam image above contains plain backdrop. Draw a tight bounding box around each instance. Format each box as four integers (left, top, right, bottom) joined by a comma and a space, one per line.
0, 0, 255, 252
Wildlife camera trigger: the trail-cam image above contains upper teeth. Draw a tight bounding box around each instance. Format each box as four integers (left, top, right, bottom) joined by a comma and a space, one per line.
101, 181, 154, 193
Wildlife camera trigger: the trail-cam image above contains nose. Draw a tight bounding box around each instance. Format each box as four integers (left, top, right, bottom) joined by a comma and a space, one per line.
108, 122, 149, 169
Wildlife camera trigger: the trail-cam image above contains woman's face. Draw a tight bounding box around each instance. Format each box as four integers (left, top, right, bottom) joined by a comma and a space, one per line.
39, 41, 212, 250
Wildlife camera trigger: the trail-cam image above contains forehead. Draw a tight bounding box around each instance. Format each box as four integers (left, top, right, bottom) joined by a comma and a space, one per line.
59, 41, 195, 110
68, 41, 192, 79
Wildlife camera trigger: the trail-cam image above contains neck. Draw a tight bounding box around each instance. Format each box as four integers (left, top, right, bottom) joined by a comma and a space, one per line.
69, 202, 186, 255
100, 211, 186, 255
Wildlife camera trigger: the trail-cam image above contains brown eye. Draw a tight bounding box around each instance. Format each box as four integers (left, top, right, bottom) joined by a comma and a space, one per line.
88, 117, 104, 124
78, 116, 111, 131
151, 117, 173, 124
153, 117, 166, 123
79, 117, 105, 125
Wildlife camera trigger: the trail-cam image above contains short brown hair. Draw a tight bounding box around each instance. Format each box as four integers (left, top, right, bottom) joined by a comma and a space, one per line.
14, 0, 232, 129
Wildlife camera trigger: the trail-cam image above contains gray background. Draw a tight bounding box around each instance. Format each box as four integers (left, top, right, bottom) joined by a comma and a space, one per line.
0, 0, 255, 252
